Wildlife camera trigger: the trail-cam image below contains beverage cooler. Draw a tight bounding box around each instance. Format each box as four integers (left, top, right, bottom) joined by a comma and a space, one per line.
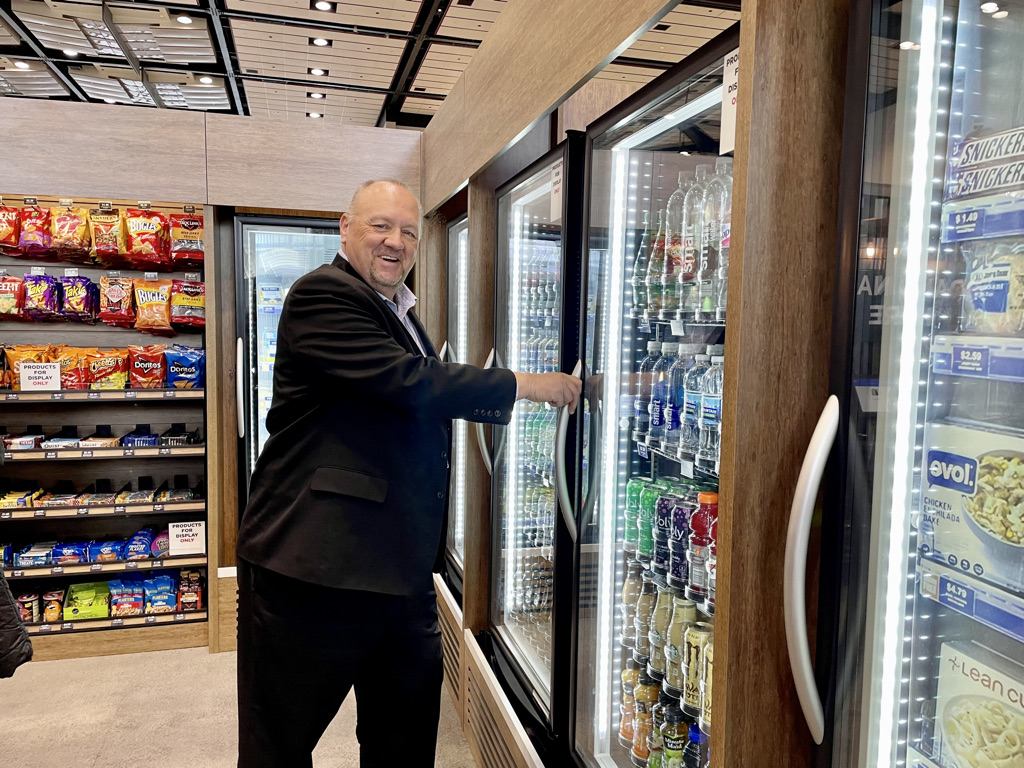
233, 217, 341, 485
821, 1, 1024, 767
445, 214, 470, 594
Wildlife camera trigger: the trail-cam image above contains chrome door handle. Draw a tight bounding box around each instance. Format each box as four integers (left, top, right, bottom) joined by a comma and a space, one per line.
236, 337, 246, 440
784, 394, 838, 746
555, 359, 584, 543
475, 348, 495, 475
439, 341, 449, 361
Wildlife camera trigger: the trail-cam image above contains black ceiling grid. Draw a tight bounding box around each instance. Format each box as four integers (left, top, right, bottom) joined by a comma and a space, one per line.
0, 3, 90, 101
377, 0, 452, 128
207, 0, 247, 115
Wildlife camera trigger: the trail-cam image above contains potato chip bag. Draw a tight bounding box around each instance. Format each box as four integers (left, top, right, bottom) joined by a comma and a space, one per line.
60, 275, 97, 322
89, 210, 128, 267
170, 280, 205, 328
4, 345, 49, 391
52, 208, 92, 264
129, 344, 166, 389
87, 349, 129, 389
125, 209, 170, 271
169, 214, 204, 269
98, 276, 135, 328
133, 279, 174, 336
53, 346, 92, 390
19, 206, 54, 259
0, 275, 24, 318
23, 274, 61, 320
0, 207, 20, 256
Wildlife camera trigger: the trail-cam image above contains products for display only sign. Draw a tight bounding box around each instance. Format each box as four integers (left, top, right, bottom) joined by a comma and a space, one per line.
18, 362, 60, 392
168, 521, 206, 556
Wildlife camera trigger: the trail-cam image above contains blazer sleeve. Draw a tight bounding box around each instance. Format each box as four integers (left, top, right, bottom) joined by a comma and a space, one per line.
283, 269, 517, 424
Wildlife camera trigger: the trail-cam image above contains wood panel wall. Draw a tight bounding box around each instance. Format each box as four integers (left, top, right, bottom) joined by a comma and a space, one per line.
416, 213, 448, 347
421, 0, 678, 213
714, 0, 850, 766
556, 78, 644, 139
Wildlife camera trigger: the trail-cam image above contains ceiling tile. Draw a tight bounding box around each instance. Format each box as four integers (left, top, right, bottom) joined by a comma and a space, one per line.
401, 94, 440, 114
409, 42, 473, 96
243, 77, 385, 125
0, 18, 21, 47
624, 6, 740, 64
0, 63, 67, 97
225, 0, 421, 33
436, 0, 507, 41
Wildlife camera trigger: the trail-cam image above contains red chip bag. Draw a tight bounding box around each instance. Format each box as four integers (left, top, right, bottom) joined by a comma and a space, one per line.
126, 209, 170, 271
87, 348, 129, 390
53, 346, 92, 390
169, 214, 204, 269
170, 280, 205, 328
0, 206, 20, 256
52, 207, 92, 264
98, 276, 136, 328
128, 344, 167, 389
19, 206, 55, 260
133, 278, 174, 336
0, 275, 24, 319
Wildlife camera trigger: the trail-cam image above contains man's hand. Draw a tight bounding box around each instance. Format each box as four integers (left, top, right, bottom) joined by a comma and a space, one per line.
514, 372, 583, 414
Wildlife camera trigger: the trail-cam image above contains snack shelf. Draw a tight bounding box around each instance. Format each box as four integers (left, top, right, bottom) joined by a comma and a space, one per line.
5, 554, 207, 579
931, 334, 1024, 384
2, 445, 206, 461
918, 558, 1024, 647
2, 389, 204, 402
633, 439, 719, 480
25, 609, 207, 636
0, 500, 205, 521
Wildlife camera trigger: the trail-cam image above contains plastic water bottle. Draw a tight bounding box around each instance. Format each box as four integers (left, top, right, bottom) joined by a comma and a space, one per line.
649, 342, 678, 448
679, 166, 710, 320
697, 158, 732, 322
680, 354, 710, 456
714, 161, 733, 322
663, 344, 699, 452
697, 356, 724, 466
633, 342, 662, 441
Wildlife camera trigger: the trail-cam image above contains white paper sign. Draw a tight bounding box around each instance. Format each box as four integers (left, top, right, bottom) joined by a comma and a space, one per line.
19, 362, 60, 391
720, 47, 740, 155
169, 521, 207, 556
550, 158, 564, 223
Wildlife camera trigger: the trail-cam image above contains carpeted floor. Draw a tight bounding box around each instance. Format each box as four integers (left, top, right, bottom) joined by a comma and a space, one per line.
0, 647, 475, 768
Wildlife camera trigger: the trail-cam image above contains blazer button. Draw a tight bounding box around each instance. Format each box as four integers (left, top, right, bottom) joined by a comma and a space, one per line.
441, 450, 447, 459
495, 410, 501, 417
436, 491, 444, 500
473, 409, 480, 416
487, 410, 493, 417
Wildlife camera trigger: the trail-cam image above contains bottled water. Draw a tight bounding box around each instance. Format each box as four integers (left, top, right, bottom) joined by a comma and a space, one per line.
697, 355, 724, 466
679, 166, 710, 320
680, 354, 709, 456
633, 341, 662, 441
663, 172, 694, 320
649, 341, 678, 447
645, 210, 667, 319
630, 212, 651, 317
697, 158, 732, 322
663, 344, 700, 452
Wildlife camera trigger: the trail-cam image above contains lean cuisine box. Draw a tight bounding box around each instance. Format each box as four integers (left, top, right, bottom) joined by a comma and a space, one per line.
922, 423, 1024, 593
935, 641, 1024, 768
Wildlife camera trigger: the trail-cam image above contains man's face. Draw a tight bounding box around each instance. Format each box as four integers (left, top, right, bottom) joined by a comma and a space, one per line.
339, 183, 420, 299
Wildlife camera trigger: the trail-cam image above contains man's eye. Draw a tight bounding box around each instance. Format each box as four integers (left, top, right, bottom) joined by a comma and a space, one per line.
374, 224, 389, 230
403, 231, 417, 239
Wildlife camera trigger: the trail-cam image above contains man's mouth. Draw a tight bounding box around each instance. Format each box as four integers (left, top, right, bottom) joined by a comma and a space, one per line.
378, 254, 400, 263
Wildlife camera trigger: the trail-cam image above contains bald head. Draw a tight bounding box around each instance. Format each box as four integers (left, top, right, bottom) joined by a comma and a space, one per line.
348, 179, 421, 219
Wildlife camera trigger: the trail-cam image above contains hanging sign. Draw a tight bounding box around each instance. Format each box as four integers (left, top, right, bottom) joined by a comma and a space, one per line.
550, 158, 564, 223
720, 48, 740, 155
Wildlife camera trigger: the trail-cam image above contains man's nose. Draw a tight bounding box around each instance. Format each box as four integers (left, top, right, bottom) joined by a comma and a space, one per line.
383, 228, 404, 251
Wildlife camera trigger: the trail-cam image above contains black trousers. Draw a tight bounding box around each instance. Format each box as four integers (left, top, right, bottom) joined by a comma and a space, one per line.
236, 559, 443, 768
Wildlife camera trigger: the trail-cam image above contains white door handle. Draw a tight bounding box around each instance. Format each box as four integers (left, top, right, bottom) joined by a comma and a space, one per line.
439, 341, 449, 362
784, 394, 838, 746
448, 342, 460, 365
475, 348, 495, 475
554, 359, 584, 543
236, 337, 246, 440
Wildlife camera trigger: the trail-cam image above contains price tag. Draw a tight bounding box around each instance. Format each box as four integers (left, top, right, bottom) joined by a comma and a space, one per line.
680, 459, 695, 478
638, 442, 650, 459
185, 272, 200, 281
137, 201, 152, 210
152, 560, 163, 568
174, 613, 186, 622
90, 564, 102, 572
145, 615, 156, 624
88, 392, 100, 400
159, 447, 171, 455
62, 622, 74, 631
163, 391, 175, 399
126, 561, 139, 569
50, 392, 64, 400
111, 618, 124, 627
114, 505, 126, 514
153, 503, 164, 512
638, 317, 651, 333
123, 448, 135, 457
3, 452, 12, 459
13, 570, 24, 578
63, 268, 78, 277
81, 450, 93, 458
31, 266, 46, 276
59, 198, 73, 208
144, 272, 158, 281
99, 201, 113, 211
51, 566, 63, 575
38, 624, 52, 633
77, 507, 88, 516
107, 270, 121, 278
5, 393, 18, 401
670, 320, 687, 336
1, 511, 10, 519
184, 205, 196, 214
125, 391, 137, 399
24, 197, 38, 205
34, 509, 46, 517
45, 451, 57, 459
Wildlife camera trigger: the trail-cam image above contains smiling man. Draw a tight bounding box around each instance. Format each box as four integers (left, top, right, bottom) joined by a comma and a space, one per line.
235, 180, 580, 768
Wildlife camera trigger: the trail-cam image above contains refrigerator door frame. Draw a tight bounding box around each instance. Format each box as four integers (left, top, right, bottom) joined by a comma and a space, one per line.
569, 25, 740, 768
487, 133, 587, 755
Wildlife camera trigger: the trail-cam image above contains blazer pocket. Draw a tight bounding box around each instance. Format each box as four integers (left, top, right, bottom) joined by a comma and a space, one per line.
310, 466, 388, 503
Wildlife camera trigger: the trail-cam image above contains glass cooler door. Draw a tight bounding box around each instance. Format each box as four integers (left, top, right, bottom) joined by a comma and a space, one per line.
446, 216, 470, 576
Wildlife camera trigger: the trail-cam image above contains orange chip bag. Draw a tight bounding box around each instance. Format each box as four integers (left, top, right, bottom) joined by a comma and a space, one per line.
53, 346, 93, 390
128, 344, 166, 389
52, 207, 92, 264
126, 209, 170, 271
4, 345, 50, 391
133, 279, 175, 336
98, 276, 136, 327
89, 210, 128, 267
87, 348, 129, 390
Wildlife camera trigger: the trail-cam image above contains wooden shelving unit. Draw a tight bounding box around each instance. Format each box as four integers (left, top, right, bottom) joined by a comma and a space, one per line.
5, 555, 207, 580
1, 500, 205, 520
3, 389, 204, 402
3, 446, 206, 461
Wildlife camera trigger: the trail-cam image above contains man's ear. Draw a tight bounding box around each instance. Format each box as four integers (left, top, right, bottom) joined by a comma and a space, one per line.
339, 213, 350, 245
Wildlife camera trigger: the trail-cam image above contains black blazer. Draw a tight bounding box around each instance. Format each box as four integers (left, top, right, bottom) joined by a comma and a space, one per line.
237, 255, 517, 596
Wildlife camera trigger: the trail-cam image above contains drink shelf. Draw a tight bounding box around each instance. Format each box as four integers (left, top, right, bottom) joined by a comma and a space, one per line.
2, 389, 204, 402
25, 610, 207, 636
918, 558, 1024, 646
931, 334, 1024, 383
634, 439, 719, 481
3, 445, 205, 461
5, 555, 208, 580
0, 500, 205, 521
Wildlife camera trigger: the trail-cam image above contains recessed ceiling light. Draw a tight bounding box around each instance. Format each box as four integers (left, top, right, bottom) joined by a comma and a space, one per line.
981, 2, 999, 12
899, 40, 915, 49
993, 9, 1009, 17
313, 0, 334, 9
103, 98, 116, 104
309, 92, 325, 99
199, 76, 214, 84
311, 37, 330, 47
307, 112, 322, 118
63, 49, 78, 57
176, 14, 193, 24
13, 61, 30, 69
309, 67, 327, 76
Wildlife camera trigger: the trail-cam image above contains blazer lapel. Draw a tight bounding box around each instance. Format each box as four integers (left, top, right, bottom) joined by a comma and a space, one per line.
408, 310, 438, 359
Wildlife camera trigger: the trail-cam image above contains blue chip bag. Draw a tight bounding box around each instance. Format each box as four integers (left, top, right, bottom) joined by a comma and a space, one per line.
165, 345, 205, 389
125, 528, 155, 560
88, 539, 125, 563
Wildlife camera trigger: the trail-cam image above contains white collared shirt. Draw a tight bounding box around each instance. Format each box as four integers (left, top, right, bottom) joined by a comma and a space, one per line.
338, 250, 427, 356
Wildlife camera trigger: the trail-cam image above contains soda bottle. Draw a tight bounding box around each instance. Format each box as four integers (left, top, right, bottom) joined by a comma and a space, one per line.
663, 344, 700, 452
696, 356, 724, 466
649, 341, 679, 448
680, 355, 710, 456
645, 210, 667, 319
682, 724, 708, 768
663, 172, 695, 320
633, 341, 662, 441
631, 211, 651, 317
697, 158, 732, 321
661, 705, 687, 768
714, 161, 733, 322
700, 628, 714, 736
679, 166, 710, 320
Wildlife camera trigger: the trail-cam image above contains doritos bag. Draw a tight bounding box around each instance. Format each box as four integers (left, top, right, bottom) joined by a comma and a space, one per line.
98, 276, 135, 328
133, 279, 174, 336
0, 207, 20, 256
169, 214, 204, 269
126, 209, 170, 271
19, 206, 54, 259
52, 208, 92, 264
128, 345, 166, 389
89, 210, 128, 267
170, 280, 205, 329
165, 345, 205, 389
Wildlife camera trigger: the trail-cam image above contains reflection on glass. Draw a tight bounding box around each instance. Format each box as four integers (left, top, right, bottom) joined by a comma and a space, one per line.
447, 219, 470, 570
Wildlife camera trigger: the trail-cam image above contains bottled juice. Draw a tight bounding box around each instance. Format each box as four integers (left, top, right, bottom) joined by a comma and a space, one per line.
632, 671, 660, 763
661, 704, 687, 768
633, 568, 658, 664
620, 557, 642, 648
618, 655, 641, 747
663, 596, 696, 698
648, 582, 676, 679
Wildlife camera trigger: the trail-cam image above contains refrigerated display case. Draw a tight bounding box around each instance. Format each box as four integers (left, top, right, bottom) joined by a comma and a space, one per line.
446, 215, 470, 589
234, 217, 341, 486
573, 27, 738, 768
824, 2, 1024, 768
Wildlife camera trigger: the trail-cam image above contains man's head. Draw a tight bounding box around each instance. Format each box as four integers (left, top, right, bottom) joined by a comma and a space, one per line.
340, 180, 421, 300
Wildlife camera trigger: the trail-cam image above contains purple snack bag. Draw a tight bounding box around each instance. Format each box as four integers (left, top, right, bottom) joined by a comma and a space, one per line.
60, 275, 96, 322
23, 274, 61, 321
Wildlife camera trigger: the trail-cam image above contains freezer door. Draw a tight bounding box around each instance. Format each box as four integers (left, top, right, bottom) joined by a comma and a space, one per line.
446, 216, 470, 575
236, 218, 340, 486
833, 3, 1024, 768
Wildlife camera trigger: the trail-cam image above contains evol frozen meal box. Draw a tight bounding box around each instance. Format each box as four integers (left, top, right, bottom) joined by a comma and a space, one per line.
922, 423, 1024, 593
935, 640, 1024, 768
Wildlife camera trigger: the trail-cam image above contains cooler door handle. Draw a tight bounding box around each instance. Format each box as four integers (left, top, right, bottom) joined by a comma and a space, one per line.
474, 348, 495, 475
439, 341, 449, 362
555, 359, 583, 544
784, 394, 838, 746
235, 337, 245, 440
447, 342, 460, 365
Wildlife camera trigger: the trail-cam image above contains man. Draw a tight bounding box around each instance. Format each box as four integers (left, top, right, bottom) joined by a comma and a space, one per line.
236, 179, 581, 768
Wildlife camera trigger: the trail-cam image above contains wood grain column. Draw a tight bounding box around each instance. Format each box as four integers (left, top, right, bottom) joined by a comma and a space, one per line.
415, 213, 448, 347
714, 0, 850, 765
